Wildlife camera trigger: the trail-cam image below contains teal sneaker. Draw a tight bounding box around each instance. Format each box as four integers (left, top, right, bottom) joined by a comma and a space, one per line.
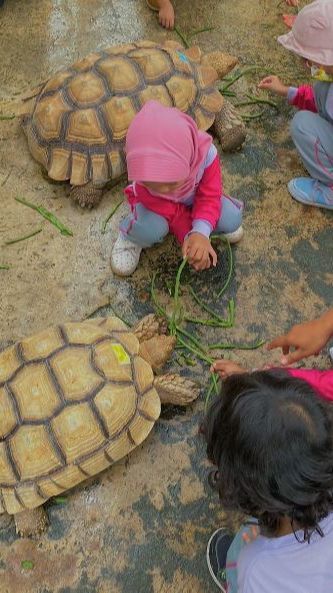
288, 178, 333, 210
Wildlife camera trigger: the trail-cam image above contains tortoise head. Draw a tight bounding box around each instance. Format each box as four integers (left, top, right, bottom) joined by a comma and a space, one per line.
201, 51, 238, 79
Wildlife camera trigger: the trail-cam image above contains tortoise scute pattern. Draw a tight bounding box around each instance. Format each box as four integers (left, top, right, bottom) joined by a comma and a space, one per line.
0, 317, 161, 515
23, 41, 224, 186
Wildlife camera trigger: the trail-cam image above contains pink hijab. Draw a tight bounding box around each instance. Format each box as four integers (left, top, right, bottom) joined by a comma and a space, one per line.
125, 100, 212, 200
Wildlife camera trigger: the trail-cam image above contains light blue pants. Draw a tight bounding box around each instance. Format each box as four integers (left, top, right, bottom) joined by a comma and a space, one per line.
291, 111, 333, 186
120, 195, 243, 248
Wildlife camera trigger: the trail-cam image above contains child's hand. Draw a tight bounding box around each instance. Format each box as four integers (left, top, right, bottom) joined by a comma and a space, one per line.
258, 76, 289, 97
210, 359, 247, 378
182, 233, 217, 271
267, 317, 332, 365
285, 0, 298, 6
158, 0, 175, 29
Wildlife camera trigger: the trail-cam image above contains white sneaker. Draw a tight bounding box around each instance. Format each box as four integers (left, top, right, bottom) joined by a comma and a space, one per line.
222, 225, 244, 244
110, 233, 142, 276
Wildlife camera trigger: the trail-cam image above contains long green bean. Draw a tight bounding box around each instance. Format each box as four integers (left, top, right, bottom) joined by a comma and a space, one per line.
219, 66, 258, 93
211, 235, 234, 298
174, 26, 190, 48
170, 258, 188, 333
208, 339, 265, 350
4, 228, 42, 246
189, 285, 230, 324
15, 197, 73, 236
188, 27, 215, 40
101, 200, 123, 233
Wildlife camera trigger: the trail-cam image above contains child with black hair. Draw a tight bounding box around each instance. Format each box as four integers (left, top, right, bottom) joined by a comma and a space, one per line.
204, 363, 333, 592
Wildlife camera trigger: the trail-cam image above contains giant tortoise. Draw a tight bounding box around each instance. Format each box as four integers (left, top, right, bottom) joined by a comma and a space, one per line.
0, 314, 199, 536
22, 40, 246, 208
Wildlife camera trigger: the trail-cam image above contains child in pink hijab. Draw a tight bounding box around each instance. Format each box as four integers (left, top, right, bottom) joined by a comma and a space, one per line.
259, 0, 333, 210
111, 101, 243, 276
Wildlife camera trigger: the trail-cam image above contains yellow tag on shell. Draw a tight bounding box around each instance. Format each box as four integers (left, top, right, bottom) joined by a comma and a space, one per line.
110, 343, 130, 365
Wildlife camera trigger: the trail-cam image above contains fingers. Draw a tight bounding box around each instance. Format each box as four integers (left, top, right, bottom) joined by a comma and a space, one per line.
267, 335, 288, 350
281, 349, 307, 366
208, 245, 217, 267
191, 255, 210, 271
187, 246, 210, 270
210, 360, 246, 377
160, 16, 173, 29
211, 360, 227, 371
258, 76, 274, 87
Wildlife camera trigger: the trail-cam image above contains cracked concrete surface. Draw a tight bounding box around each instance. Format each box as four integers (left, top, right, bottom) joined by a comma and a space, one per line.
0, 0, 332, 592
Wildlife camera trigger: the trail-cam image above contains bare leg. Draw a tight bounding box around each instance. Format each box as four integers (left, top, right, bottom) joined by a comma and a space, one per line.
213, 100, 246, 152
14, 507, 49, 537
70, 183, 104, 208
146, 0, 175, 29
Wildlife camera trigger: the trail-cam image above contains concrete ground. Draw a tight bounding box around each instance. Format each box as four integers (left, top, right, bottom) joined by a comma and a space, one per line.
0, 0, 332, 592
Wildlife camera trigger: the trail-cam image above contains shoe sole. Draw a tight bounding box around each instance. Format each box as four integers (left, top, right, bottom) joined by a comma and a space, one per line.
223, 226, 244, 244
110, 257, 141, 277
206, 529, 227, 592
288, 186, 333, 210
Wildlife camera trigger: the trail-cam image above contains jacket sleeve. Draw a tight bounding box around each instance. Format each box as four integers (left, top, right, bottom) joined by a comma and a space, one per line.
287, 85, 317, 112
288, 368, 333, 402
191, 155, 222, 237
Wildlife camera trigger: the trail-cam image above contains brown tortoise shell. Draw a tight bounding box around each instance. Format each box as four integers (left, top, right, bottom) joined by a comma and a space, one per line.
0, 317, 161, 514
22, 40, 223, 186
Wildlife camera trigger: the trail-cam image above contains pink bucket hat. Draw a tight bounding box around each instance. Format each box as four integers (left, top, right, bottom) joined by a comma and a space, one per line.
278, 0, 333, 66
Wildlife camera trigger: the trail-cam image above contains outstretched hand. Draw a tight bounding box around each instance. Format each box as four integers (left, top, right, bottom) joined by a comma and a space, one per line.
267, 318, 332, 365
158, 0, 175, 29
182, 233, 217, 271
210, 359, 247, 378
258, 76, 289, 96
285, 0, 298, 6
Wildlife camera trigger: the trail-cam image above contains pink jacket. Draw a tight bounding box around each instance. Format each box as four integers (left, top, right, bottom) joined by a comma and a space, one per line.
124, 155, 222, 244
288, 84, 318, 112
288, 368, 333, 401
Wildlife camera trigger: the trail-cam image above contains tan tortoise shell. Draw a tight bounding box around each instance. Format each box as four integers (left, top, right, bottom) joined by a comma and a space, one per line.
0, 317, 161, 515
22, 40, 223, 186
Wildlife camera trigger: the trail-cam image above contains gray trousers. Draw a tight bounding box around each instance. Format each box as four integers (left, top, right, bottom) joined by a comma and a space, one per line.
120, 195, 243, 248
291, 110, 333, 186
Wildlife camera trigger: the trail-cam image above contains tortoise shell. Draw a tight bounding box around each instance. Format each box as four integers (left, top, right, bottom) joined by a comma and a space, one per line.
0, 317, 160, 514
22, 40, 224, 186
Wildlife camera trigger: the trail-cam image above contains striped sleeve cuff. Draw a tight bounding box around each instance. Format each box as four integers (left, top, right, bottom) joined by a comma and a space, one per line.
287, 86, 298, 104
191, 219, 213, 238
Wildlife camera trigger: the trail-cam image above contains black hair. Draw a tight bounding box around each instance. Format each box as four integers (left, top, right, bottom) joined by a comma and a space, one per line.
203, 369, 333, 541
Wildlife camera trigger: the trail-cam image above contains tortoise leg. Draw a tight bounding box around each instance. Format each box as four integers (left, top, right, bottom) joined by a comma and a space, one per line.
70, 183, 104, 208
14, 507, 49, 538
154, 374, 200, 405
212, 99, 246, 152
0, 512, 13, 531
